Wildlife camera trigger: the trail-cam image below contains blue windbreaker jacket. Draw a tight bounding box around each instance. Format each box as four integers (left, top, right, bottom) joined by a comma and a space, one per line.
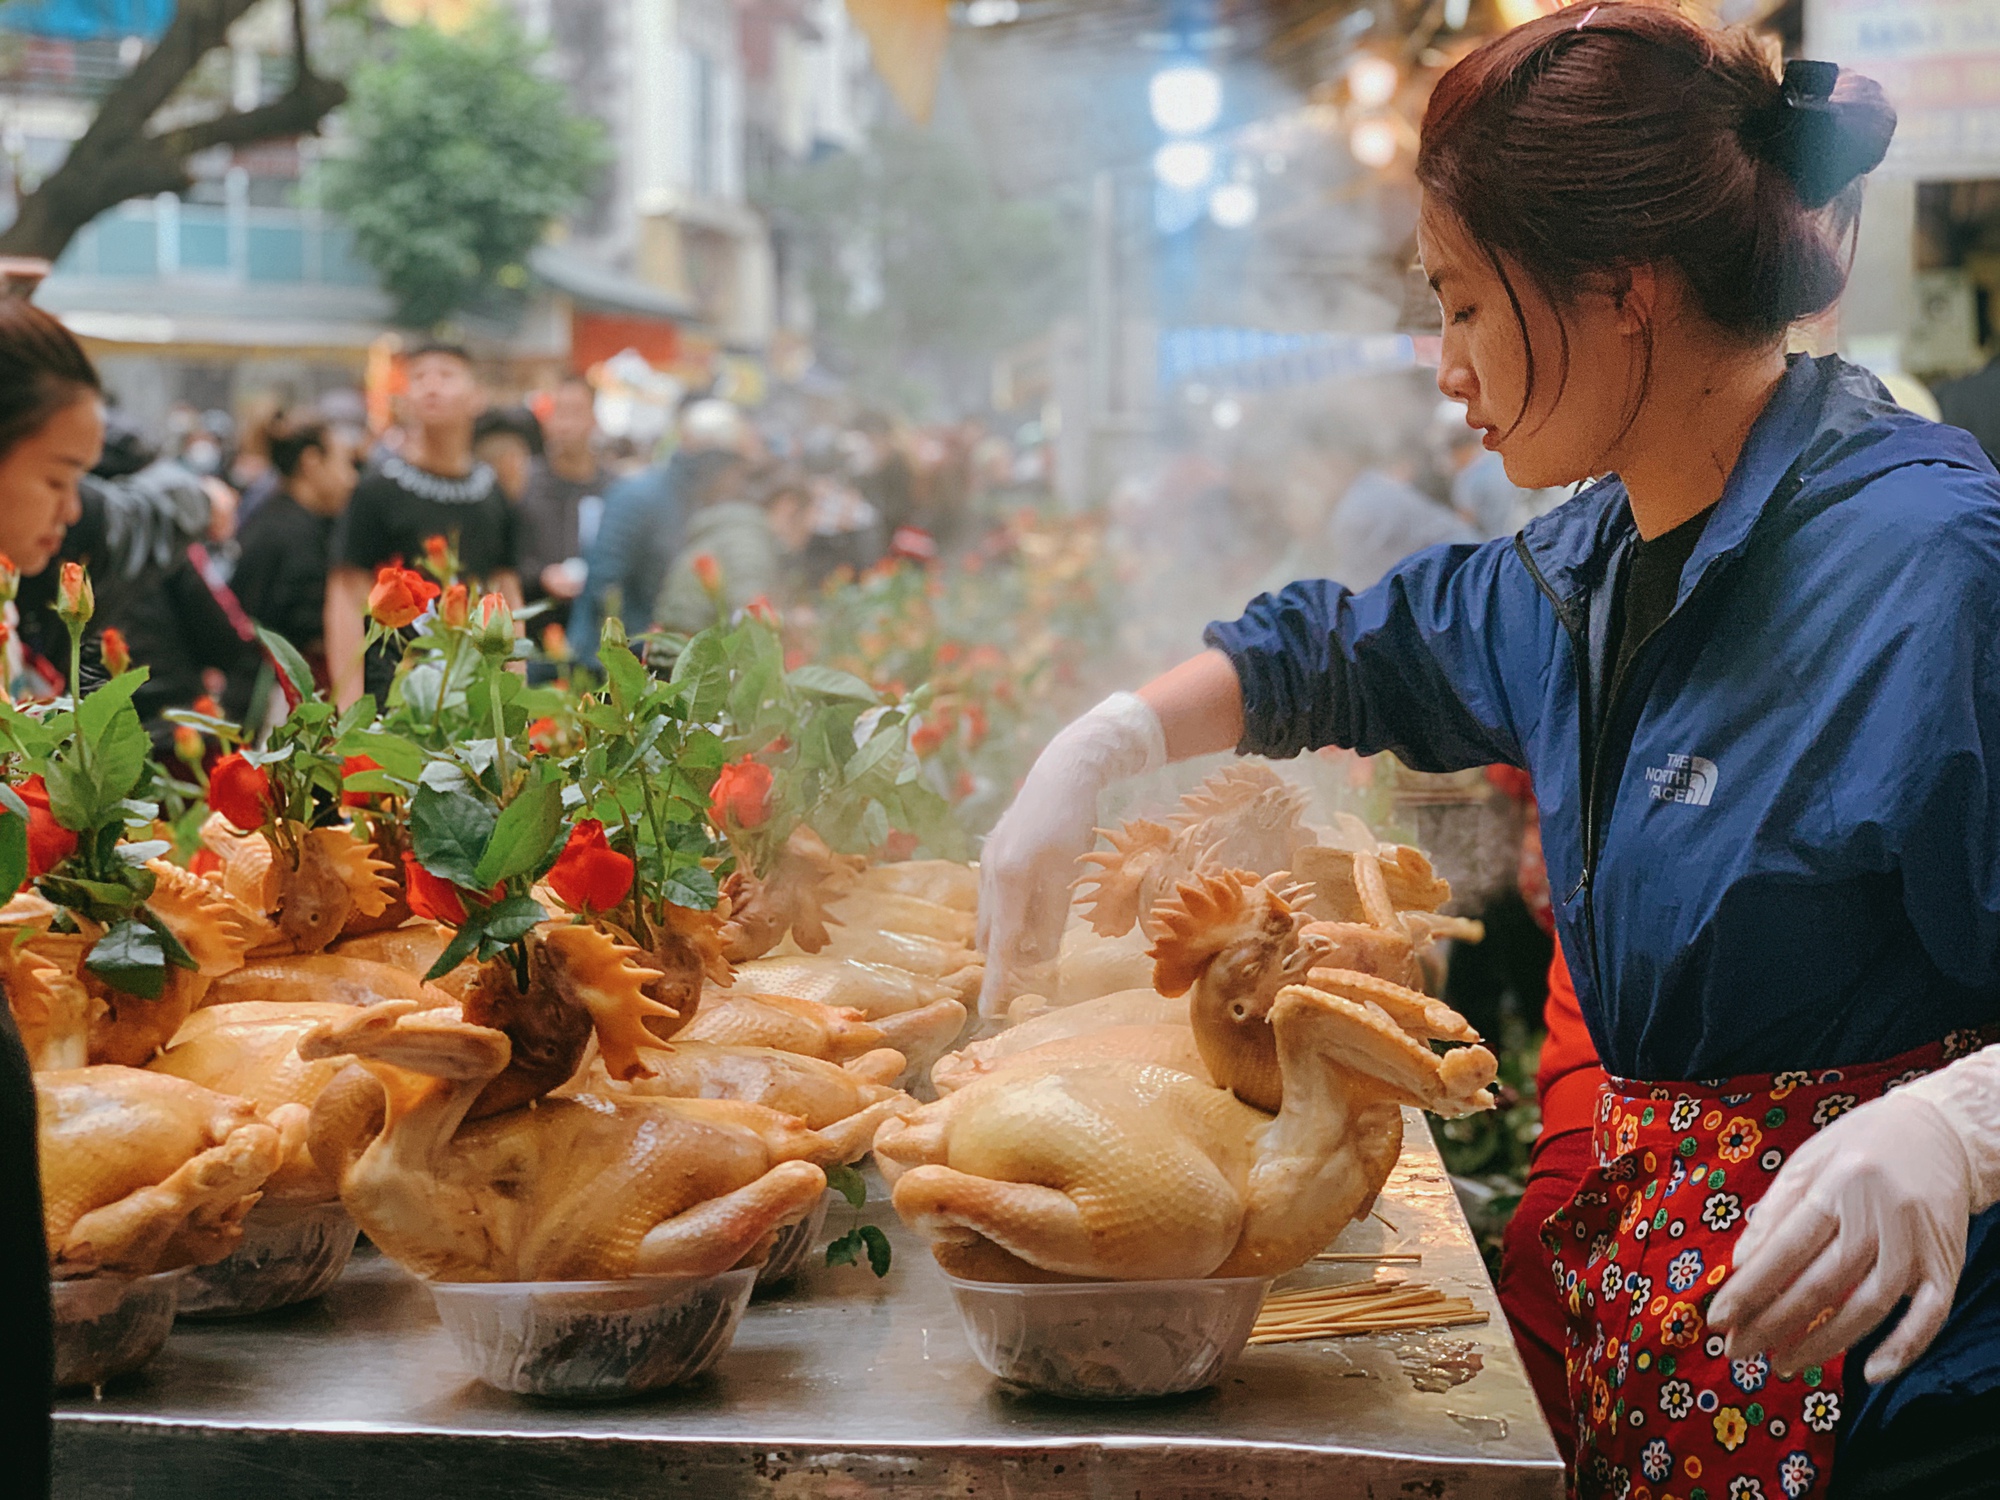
1205, 355, 2000, 1443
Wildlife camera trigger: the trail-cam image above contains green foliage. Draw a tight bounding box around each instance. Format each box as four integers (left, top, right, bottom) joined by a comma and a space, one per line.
324, 16, 606, 328
759, 124, 1079, 417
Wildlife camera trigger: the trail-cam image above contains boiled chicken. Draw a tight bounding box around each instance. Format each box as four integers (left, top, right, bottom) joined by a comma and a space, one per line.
733, 954, 978, 1018
718, 826, 858, 961
878, 871, 1496, 1283
933, 990, 1194, 1094
576, 1041, 917, 1163
40, 1066, 299, 1277
149, 1000, 433, 1202
330, 923, 473, 996
844, 859, 978, 912
680, 988, 967, 1069
301, 1002, 828, 1281
201, 953, 455, 1011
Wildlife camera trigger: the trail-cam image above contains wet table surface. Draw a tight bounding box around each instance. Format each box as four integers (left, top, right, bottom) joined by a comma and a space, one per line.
55, 1109, 1562, 1499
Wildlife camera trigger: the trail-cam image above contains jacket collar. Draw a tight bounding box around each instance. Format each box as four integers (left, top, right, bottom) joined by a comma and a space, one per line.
1514, 354, 1941, 609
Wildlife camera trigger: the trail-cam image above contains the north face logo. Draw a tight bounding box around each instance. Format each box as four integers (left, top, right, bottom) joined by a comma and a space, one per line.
1645, 754, 1717, 807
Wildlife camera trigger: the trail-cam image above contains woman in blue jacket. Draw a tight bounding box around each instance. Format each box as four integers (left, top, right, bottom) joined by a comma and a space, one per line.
979, 9, 2000, 1498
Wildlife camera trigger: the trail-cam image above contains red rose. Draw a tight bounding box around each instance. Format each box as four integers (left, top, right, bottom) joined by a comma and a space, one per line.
401, 852, 469, 926
208, 753, 273, 831
708, 756, 773, 832
546, 820, 634, 913
367, 565, 441, 630
527, 717, 559, 753
192, 695, 222, 719
341, 754, 381, 809
15, 776, 75, 879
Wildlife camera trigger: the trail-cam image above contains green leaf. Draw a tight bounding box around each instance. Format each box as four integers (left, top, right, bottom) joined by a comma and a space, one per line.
600, 640, 647, 714
335, 695, 380, 739
858, 1223, 893, 1278
85, 918, 167, 999
338, 729, 427, 782
142, 910, 200, 973
478, 894, 547, 947
473, 777, 564, 888
825, 1163, 868, 1209
787, 665, 880, 702
75, 671, 147, 742
843, 726, 905, 788
660, 858, 719, 911
0, 810, 27, 902
824, 1228, 862, 1269
257, 626, 317, 707
409, 781, 497, 888
860, 799, 890, 850
424, 919, 485, 983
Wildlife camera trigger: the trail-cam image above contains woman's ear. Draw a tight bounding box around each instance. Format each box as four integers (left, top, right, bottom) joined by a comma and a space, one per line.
1615, 265, 1659, 337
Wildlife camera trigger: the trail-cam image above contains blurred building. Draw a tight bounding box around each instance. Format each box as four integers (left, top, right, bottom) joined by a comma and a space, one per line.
0, 0, 874, 429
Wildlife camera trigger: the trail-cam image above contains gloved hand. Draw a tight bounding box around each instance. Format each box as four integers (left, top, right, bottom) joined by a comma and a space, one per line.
1709, 1046, 2000, 1382
976, 692, 1166, 1018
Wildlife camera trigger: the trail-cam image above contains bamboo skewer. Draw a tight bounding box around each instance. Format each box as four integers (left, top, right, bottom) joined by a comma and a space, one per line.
1311, 1251, 1421, 1264
1251, 1278, 1490, 1344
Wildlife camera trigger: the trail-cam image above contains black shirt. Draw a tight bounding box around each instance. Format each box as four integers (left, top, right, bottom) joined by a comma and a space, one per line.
333, 453, 516, 583
1606, 506, 1713, 707
516, 458, 606, 604
232, 491, 335, 655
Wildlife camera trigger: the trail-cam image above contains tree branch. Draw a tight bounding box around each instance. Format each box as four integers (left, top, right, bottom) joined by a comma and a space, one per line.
0, 0, 346, 260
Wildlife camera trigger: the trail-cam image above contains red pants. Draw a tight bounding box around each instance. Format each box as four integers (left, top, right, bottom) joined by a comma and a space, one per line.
1502, 1124, 1595, 1463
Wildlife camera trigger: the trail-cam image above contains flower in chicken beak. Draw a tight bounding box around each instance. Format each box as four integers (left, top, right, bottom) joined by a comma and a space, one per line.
546, 820, 635, 914
208, 752, 273, 832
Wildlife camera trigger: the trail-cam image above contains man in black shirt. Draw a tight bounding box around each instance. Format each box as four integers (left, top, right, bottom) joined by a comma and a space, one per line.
230, 419, 358, 690
325, 342, 520, 706
518, 375, 607, 614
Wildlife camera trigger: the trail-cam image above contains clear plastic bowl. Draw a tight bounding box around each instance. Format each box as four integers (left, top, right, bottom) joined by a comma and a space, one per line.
943, 1272, 1273, 1400
178, 1201, 360, 1318
755, 1190, 832, 1289
428, 1267, 758, 1400
52, 1269, 186, 1391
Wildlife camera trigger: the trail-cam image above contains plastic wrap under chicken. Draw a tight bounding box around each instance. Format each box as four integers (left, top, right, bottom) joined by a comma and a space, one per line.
879, 870, 1497, 1284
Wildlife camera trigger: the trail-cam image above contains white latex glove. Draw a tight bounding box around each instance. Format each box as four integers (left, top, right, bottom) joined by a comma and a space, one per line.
976, 693, 1166, 1019
1710, 1045, 2000, 1382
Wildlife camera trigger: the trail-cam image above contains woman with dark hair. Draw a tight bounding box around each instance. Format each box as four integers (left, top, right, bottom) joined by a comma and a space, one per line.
979, 8, 1999, 1497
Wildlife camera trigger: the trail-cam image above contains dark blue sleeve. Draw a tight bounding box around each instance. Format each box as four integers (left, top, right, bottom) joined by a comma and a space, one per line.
1203, 538, 1528, 771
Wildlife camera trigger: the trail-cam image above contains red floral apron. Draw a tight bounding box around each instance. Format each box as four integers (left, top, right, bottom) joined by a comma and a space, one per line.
1541, 1028, 1993, 1500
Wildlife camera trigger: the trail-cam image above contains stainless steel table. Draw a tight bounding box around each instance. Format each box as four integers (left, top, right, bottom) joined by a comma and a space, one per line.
54, 1109, 1562, 1498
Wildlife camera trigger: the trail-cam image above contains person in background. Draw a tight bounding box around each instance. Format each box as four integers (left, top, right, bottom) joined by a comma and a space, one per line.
847, 410, 914, 542
1933, 351, 2000, 467
571, 396, 744, 662
228, 394, 284, 522
1321, 443, 1477, 590
230, 418, 358, 692
472, 405, 542, 506
517, 375, 607, 616
325, 342, 519, 708
651, 450, 763, 634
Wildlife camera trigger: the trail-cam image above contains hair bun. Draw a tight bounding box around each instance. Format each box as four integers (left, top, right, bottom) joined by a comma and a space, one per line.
1744, 59, 1896, 208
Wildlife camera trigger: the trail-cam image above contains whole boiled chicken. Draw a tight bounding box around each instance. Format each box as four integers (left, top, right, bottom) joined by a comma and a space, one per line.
301, 1001, 830, 1282
877, 871, 1497, 1283
40, 1066, 300, 1277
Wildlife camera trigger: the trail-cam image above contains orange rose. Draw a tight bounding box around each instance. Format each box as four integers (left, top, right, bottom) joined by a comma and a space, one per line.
708, 756, 773, 831
55, 562, 92, 626
692, 553, 723, 596
438, 582, 470, 630
367, 565, 441, 630
0, 553, 19, 605
172, 726, 204, 766
98, 628, 130, 676
527, 718, 559, 753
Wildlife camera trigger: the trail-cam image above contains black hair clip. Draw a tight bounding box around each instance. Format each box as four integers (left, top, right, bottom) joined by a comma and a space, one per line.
1781, 59, 1840, 107
1754, 57, 1890, 209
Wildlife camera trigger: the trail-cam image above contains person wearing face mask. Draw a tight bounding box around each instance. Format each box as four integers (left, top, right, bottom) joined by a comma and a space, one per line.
978, 12, 2000, 1497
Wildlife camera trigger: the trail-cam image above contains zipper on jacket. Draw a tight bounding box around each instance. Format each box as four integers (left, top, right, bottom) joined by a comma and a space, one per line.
1512, 534, 1594, 903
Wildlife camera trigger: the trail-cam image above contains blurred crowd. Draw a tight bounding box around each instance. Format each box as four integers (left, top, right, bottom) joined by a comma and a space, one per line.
85, 346, 1041, 741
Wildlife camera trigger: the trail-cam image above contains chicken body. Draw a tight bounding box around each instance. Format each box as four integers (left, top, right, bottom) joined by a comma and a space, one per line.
303, 1003, 826, 1282
40, 1066, 297, 1277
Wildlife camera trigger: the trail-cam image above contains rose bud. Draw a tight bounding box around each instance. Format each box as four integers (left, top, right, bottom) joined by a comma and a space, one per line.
98, 627, 130, 677
172, 725, 205, 766
0, 554, 21, 606
340, 754, 381, 809
193, 695, 222, 719
692, 553, 723, 597
527, 717, 558, 753
55, 562, 92, 627
423, 535, 452, 576
401, 851, 468, 926
475, 591, 514, 657
438, 582, 470, 630
541, 622, 570, 661
708, 755, 774, 832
